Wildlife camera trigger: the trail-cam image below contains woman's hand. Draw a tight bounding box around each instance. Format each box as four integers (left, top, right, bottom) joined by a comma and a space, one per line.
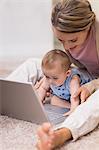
72, 85, 91, 103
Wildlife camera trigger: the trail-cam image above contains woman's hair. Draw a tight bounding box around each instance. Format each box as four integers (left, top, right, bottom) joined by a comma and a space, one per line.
42, 49, 71, 72
51, 0, 95, 33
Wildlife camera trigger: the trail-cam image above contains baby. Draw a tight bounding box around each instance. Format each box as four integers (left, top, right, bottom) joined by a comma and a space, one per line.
36, 49, 92, 115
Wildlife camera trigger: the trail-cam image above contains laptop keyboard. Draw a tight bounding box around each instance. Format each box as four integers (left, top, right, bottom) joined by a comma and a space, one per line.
44, 104, 70, 125
46, 110, 66, 124
46, 110, 63, 120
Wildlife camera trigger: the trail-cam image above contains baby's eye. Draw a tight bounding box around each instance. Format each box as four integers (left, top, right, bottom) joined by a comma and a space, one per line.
53, 77, 58, 80
45, 76, 50, 79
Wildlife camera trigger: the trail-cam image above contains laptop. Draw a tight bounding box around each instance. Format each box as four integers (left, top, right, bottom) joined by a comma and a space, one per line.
0, 79, 69, 125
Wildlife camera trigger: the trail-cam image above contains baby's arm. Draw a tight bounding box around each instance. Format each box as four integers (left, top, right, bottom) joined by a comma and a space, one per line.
34, 76, 50, 102
64, 75, 80, 116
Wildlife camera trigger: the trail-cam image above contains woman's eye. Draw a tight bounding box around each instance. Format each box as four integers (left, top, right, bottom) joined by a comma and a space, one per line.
70, 38, 77, 43
58, 39, 63, 42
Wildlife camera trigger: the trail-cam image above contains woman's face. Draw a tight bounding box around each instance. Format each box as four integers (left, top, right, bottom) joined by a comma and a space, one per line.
53, 27, 89, 53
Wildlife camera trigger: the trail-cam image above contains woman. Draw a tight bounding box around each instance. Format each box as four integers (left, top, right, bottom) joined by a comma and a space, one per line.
36, 0, 99, 149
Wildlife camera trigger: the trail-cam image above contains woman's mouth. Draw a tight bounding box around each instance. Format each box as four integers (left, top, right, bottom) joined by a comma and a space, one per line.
69, 46, 77, 50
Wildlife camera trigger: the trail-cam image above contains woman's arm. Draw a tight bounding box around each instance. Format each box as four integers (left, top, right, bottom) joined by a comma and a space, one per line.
83, 78, 99, 93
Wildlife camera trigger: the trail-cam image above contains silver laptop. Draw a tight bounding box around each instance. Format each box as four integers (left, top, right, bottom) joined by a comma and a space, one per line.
0, 79, 69, 125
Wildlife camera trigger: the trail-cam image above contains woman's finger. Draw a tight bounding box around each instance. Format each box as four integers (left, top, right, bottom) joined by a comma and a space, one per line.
73, 86, 90, 103
80, 88, 90, 103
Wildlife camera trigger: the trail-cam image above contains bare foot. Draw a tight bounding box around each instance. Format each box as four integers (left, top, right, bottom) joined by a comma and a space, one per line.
36, 122, 72, 150
36, 123, 55, 150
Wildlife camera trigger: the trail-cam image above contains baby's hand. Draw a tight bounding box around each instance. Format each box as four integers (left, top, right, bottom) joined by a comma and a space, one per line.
36, 86, 46, 102
34, 78, 44, 90
63, 102, 79, 116
63, 110, 73, 116
34, 76, 50, 103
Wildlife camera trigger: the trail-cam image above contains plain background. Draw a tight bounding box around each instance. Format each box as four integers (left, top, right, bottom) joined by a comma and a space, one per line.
0, 0, 53, 61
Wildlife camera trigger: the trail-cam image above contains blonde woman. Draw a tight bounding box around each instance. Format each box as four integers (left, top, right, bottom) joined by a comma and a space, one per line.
37, 0, 99, 149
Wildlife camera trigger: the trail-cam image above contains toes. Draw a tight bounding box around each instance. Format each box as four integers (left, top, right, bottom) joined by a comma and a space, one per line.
37, 124, 52, 142
37, 126, 48, 142
42, 122, 52, 132
37, 123, 54, 150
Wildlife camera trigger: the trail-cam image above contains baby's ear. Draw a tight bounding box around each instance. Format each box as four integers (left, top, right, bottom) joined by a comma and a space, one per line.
66, 69, 71, 77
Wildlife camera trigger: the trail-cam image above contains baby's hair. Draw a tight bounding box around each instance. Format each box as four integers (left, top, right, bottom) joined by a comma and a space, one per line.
42, 49, 71, 72
51, 0, 95, 33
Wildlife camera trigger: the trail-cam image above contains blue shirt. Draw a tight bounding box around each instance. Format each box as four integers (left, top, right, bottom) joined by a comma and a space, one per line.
50, 68, 92, 102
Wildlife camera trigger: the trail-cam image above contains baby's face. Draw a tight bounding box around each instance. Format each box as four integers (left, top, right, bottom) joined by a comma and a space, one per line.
42, 63, 70, 86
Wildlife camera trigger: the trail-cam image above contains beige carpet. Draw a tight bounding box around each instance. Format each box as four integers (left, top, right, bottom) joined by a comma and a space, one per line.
0, 115, 99, 150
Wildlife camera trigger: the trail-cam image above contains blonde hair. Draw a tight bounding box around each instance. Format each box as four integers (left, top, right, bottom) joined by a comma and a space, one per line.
42, 49, 71, 72
51, 0, 95, 33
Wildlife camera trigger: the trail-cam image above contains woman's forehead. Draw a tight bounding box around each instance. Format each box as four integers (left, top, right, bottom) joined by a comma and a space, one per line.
53, 27, 78, 38
52, 27, 87, 41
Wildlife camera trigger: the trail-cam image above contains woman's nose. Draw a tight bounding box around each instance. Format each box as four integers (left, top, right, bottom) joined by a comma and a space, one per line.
63, 42, 74, 50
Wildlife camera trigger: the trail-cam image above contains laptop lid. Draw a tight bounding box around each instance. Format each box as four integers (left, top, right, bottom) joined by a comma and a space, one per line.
0, 79, 49, 124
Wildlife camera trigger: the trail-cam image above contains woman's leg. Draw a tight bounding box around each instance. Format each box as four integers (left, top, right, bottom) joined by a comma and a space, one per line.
36, 123, 72, 150
61, 89, 99, 140
36, 89, 99, 149
6, 58, 42, 83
